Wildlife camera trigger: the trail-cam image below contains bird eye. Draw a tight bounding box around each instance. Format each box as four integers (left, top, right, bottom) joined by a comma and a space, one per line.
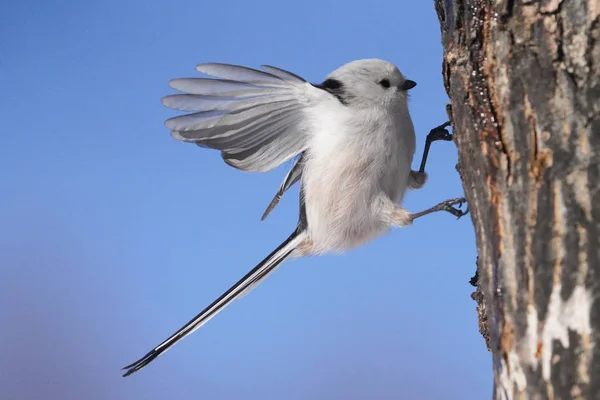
379, 79, 391, 89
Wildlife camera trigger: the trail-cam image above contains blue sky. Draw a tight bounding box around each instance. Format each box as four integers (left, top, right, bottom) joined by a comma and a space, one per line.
0, 0, 491, 398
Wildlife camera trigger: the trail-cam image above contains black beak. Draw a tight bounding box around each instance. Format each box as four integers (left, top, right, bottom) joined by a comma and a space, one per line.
400, 79, 417, 91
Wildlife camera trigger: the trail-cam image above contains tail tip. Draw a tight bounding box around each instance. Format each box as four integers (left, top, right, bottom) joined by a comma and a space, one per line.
121, 363, 140, 378
121, 349, 160, 378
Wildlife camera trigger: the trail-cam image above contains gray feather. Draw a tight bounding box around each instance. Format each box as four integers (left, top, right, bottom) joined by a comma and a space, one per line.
162, 92, 296, 113
221, 118, 306, 172
260, 65, 307, 85
165, 63, 315, 172
195, 108, 303, 151
168, 78, 283, 94
165, 100, 296, 132
261, 154, 304, 220
195, 63, 287, 84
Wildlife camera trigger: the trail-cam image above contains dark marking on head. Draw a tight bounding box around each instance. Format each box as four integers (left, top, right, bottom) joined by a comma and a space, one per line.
321, 79, 342, 90
399, 79, 417, 91
312, 78, 348, 105
379, 79, 391, 88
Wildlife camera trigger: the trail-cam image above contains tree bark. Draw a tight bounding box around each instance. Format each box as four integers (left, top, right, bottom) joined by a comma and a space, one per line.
433, 0, 600, 398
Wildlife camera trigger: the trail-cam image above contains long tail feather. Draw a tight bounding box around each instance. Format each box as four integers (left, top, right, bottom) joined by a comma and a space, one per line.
122, 228, 306, 377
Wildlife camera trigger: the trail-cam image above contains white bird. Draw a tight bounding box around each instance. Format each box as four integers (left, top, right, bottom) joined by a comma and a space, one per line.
122, 59, 466, 377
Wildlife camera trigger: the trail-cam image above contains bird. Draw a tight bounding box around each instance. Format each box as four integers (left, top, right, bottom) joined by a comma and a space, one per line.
122, 58, 466, 377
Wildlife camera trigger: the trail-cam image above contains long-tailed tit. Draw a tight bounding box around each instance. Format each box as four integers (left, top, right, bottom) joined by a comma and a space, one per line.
122, 59, 466, 377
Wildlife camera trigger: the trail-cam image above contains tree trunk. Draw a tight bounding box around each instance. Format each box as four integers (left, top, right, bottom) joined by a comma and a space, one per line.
433, 0, 600, 398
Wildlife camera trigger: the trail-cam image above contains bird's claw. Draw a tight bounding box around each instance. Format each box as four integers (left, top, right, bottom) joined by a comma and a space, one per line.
427, 121, 453, 143
407, 197, 469, 222
439, 197, 469, 219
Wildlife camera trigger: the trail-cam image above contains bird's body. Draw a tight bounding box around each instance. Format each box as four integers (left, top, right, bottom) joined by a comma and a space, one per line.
301, 99, 415, 254
122, 58, 461, 377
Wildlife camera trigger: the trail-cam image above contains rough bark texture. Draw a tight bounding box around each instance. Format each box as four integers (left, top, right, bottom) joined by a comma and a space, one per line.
434, 0, 600, 398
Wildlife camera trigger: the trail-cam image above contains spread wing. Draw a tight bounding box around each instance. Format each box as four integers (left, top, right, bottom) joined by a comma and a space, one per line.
163, 63, 319, 173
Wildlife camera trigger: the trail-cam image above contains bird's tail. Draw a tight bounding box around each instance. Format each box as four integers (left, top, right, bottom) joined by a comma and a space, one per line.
122, 227, 306, 377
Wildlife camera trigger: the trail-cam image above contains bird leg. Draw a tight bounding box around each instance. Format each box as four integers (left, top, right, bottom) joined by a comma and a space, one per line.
411, 197, 469, 220
386, 197, 469, 227
418, 121, 453, 174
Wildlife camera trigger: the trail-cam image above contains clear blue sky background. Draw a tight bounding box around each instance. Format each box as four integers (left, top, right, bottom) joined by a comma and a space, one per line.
1, 0, 491, 398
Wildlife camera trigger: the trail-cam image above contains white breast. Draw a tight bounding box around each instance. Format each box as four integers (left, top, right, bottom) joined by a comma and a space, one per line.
301, 105, 416, 254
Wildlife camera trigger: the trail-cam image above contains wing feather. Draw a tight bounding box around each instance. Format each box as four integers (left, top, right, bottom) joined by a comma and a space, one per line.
260, 65, 307, 85
165, 63, 319, 172
195, 63, 286, 85
168, 78, 285, 94
261, 154, 304, 220
162, 92, 296, 113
